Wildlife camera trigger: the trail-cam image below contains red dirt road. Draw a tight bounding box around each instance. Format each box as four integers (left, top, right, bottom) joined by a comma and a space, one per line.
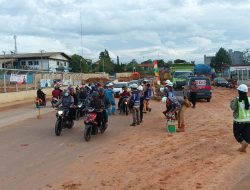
1, 88, 250, 190
50, 88, 250, 190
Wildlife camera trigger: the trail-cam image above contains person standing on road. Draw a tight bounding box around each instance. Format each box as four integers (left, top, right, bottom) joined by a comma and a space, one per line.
189, 81, 198, 108
130, 84, 141, 126
231, 84, 250, 152
176, 97, 192, 132
138, 85, 144, 123
143, 83, 152, 113
105, 83, 116, 115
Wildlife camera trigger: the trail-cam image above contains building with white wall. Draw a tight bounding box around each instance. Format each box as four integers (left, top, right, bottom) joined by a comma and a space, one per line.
0, 52, 71, 72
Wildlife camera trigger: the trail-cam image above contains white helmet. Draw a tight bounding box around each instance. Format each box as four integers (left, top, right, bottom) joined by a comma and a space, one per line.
160, 87, 165, 93
167, 82, 173, 87
162, 96, 167, 103
237, 84, 248, 93
131, 83, 138, 89
106, 82, 113, 87
165, 80, 171, 84
138, 85, 143, 91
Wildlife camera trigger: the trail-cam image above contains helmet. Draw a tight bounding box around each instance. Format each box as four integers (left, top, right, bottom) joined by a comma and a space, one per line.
98, 87, 105, 94
138, 85, 143, 91
162, 96, 167, 103
92, 91, 99, 98
165, 80, 171, 84
131, 83, 138, 90
167, 82, 173, 87
160, 87, 165, 93
106, 82, 113, 87
237, 84, 248, 93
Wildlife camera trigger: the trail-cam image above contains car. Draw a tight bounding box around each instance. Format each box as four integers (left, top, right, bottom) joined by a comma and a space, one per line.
128, 80, 139, 87
113, 82, 129, 98
183, 76, 212, 102
213, 77, 230, 87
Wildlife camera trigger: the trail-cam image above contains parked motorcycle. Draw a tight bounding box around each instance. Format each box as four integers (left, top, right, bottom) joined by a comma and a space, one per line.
83, 107, 107, 141
51, 97, 58, 108
55, 107, 74, 136
35, 95, 46, 108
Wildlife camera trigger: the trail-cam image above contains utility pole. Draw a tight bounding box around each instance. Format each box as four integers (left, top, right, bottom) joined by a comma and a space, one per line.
14, 35, 17, 54
80, 12, 83, 73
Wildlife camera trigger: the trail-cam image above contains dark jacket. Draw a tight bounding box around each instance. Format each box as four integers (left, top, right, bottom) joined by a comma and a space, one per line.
37, 89, 46, 100
56, 95, 74, 108
99, 95, 111, 109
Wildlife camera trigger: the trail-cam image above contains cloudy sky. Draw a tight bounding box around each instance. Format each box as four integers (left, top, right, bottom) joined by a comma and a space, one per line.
1, 0, 250, 63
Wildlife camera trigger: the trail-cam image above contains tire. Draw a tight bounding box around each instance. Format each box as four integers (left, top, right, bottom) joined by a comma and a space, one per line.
75, 110, 80, 121
67, 120, 74, 129
84, 125, 92, 141
100, 122, 107, 134
207, 98, 211, 102
55, 119, 62, 136
125, 105, 128, 115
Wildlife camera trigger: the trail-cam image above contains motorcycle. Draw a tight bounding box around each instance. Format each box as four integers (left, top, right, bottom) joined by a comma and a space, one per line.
55, 107, 74, 136
35, 95, 46, 108
75, 100, 86, 121
119, 97, 129, 115
83, 107, 107, 141
51, 97, 59, 108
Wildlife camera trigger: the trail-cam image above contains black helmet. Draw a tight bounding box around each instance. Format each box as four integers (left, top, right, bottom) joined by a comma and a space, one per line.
98, 87, 105, 94
92, 91, 99, 98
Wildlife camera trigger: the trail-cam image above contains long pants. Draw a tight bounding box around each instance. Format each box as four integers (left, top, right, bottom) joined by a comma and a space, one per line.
140, 104, 143, 122
132, 106, 140, 124
177, 106, 187, 127
233, 122, 250, 143
144, 99, 150, 112
189, 92, 197, 107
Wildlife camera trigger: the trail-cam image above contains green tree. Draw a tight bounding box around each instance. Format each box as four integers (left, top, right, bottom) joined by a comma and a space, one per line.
210, 47, 231, 72
70, 54, 88, 73
243, 49, 250, 64
174, 59, 186, 63
97, 49, 115, 74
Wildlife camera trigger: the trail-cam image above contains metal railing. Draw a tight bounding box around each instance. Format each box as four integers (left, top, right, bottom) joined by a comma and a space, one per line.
0, 68, 109, 93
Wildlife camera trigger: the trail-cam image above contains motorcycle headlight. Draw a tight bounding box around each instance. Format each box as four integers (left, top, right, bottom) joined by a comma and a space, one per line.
125, 102, 128, 104
58, 110, 63, 115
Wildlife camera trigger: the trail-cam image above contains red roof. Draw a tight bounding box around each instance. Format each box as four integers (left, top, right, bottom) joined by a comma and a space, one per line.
138, 63, 153, 67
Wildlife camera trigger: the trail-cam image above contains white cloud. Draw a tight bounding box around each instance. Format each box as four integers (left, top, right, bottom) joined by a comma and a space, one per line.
0, 0, 250, 63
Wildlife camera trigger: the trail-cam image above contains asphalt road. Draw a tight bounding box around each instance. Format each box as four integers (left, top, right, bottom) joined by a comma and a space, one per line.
0, 105, 134, 190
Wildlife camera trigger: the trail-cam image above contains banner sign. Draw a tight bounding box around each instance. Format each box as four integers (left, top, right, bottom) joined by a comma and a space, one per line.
40, 79, 52, 88
10, 74, 27, 84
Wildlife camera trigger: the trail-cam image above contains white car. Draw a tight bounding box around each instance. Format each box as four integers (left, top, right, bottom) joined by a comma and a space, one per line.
113, 82, 129, 97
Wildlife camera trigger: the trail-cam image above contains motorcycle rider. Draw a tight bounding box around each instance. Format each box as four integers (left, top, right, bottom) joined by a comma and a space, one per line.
52, 86, 61, 99
130, 84, 141, 126
78, 86, 88, 102
118, 85, 131, 112
55, 90, 75, 122
37, 88, 46, 104
98, 87, 111, 127
87, 90, 109, 130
